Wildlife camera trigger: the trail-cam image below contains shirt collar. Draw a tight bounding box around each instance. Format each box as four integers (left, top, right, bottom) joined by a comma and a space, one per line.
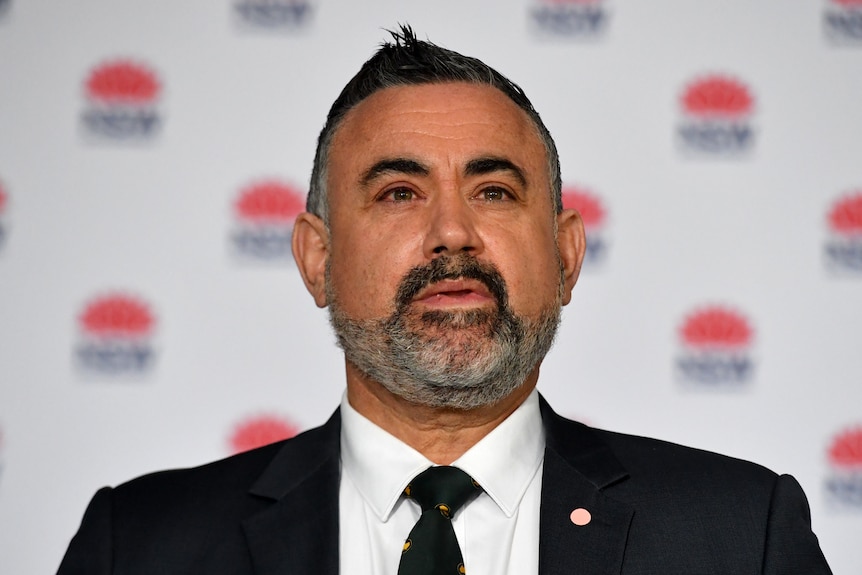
340, 389, 545, 521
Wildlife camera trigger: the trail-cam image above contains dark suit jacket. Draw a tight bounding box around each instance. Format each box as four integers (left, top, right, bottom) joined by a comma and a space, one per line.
58, 397, 832, 574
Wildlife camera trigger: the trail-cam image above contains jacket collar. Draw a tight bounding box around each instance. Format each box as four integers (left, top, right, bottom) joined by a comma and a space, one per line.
240, 397, 634, 575
539, 395, 634, 575
242, 410, 342, 575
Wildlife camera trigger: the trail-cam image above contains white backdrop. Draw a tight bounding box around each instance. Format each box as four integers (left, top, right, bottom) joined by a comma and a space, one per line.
0, 1, 860, 573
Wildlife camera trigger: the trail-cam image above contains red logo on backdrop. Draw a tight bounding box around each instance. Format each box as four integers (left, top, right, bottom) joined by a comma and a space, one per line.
677, 75, 756, 155
81, 59, 162, 140
824, 0, 862, 42
87, 61, 159, 104
825, 425, 862, 507
234, 0, 314, 29
228, 414, 299, 454
680, 307, 753, 349
675, 305, 756, 384
530, 0, 609, 38
0, 180, 7, 250
562, 186, 608, 266
75, 293, 157, 374
682, 77, 753, 119
824, 191, 862, 272
231, 180, 305, 261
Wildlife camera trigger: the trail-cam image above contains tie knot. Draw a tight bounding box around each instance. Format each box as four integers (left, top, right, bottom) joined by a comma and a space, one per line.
404, 466, 481, 517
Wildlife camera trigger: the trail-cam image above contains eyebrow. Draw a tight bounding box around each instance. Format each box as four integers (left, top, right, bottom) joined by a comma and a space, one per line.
360, 158, 430, 186
359, 156, 528, 188
464, 157, 527, 187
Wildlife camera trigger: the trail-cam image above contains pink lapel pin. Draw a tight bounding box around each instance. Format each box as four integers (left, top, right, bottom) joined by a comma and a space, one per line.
570, 508, 592, 526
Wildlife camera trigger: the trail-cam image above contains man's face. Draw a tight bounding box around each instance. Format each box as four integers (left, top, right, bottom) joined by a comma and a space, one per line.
299, 83, 584, 409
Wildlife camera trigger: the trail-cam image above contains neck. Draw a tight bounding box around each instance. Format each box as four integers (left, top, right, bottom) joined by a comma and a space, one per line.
345, 361, 539, 465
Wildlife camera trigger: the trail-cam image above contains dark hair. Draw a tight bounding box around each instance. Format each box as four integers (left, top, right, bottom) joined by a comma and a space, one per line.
306, 24, 562, 222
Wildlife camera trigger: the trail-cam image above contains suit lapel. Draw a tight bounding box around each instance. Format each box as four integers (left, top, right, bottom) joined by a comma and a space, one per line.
539, 397, 634, 575
237, 400, 633, 575
241, 410, 341, 575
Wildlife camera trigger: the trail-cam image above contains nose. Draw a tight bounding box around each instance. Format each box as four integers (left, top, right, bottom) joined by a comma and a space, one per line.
422, 191, 484, 259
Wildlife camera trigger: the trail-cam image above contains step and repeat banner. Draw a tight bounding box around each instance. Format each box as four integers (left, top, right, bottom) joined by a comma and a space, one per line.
0, 1, 860, 572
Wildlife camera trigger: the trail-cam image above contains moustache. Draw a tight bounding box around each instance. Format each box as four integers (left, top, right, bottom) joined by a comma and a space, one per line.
394, 255, 509, 312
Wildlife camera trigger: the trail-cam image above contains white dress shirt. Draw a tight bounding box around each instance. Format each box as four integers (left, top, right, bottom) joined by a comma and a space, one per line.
339, 390, 545, 575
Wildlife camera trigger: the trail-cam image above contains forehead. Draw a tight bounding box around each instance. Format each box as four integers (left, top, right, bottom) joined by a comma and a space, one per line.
327, 82, 547, 183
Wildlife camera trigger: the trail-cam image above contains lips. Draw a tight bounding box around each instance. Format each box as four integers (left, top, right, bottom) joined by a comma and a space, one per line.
412, 278, 495, 307
393, 254, 509, 313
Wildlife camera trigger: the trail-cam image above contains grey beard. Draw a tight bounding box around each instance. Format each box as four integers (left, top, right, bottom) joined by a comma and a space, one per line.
327, 255, 562, 410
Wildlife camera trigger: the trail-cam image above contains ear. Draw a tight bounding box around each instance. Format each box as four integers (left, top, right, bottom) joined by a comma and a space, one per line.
292, 212, 330, 308
556, 208, 586, 306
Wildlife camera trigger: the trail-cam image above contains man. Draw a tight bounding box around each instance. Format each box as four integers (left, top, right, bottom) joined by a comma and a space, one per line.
58, 26, 832, 575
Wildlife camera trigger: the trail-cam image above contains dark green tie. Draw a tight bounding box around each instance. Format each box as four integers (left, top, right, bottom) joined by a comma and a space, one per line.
398, 466, 482, 575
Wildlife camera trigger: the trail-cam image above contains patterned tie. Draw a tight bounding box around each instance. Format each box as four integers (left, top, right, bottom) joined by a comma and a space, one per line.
398, 466, 482, 575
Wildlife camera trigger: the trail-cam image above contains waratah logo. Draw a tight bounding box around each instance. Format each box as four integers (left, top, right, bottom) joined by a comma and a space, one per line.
530, 0, 609, 38
675, 305, 755, 385
825, 425, 862, 508
824, 191, 862, 273
0, 180, 8, 251
824, 0, 862, 42
231, 180, 305, 261
562, 186, 608, 267
75, 293, 157, 374
80, 59, 162, 140
233, 0, 314, 29
677, 75, 756, 155
228, 414, 298, 454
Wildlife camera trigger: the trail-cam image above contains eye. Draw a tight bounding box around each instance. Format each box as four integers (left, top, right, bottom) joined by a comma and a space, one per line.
479, 186, 511, 201
381, 187, 415, 202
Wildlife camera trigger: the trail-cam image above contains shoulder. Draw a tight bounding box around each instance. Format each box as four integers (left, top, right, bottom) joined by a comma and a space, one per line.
58, 413, 342, 574
540, 396, 777, 492
595, 427, 777, 478
566, 424, 829, 572
540, 398, 780, 505
110, 410, 340, 514
592, 427, 779, 496
112, 440, 282, 504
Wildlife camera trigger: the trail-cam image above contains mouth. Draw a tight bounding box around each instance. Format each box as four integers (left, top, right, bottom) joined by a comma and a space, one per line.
411, 278, 496, 309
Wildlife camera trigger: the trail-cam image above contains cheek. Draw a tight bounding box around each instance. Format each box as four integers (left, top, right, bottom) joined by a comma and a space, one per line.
496, 232, 561, 312
328, 239, 409, 319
